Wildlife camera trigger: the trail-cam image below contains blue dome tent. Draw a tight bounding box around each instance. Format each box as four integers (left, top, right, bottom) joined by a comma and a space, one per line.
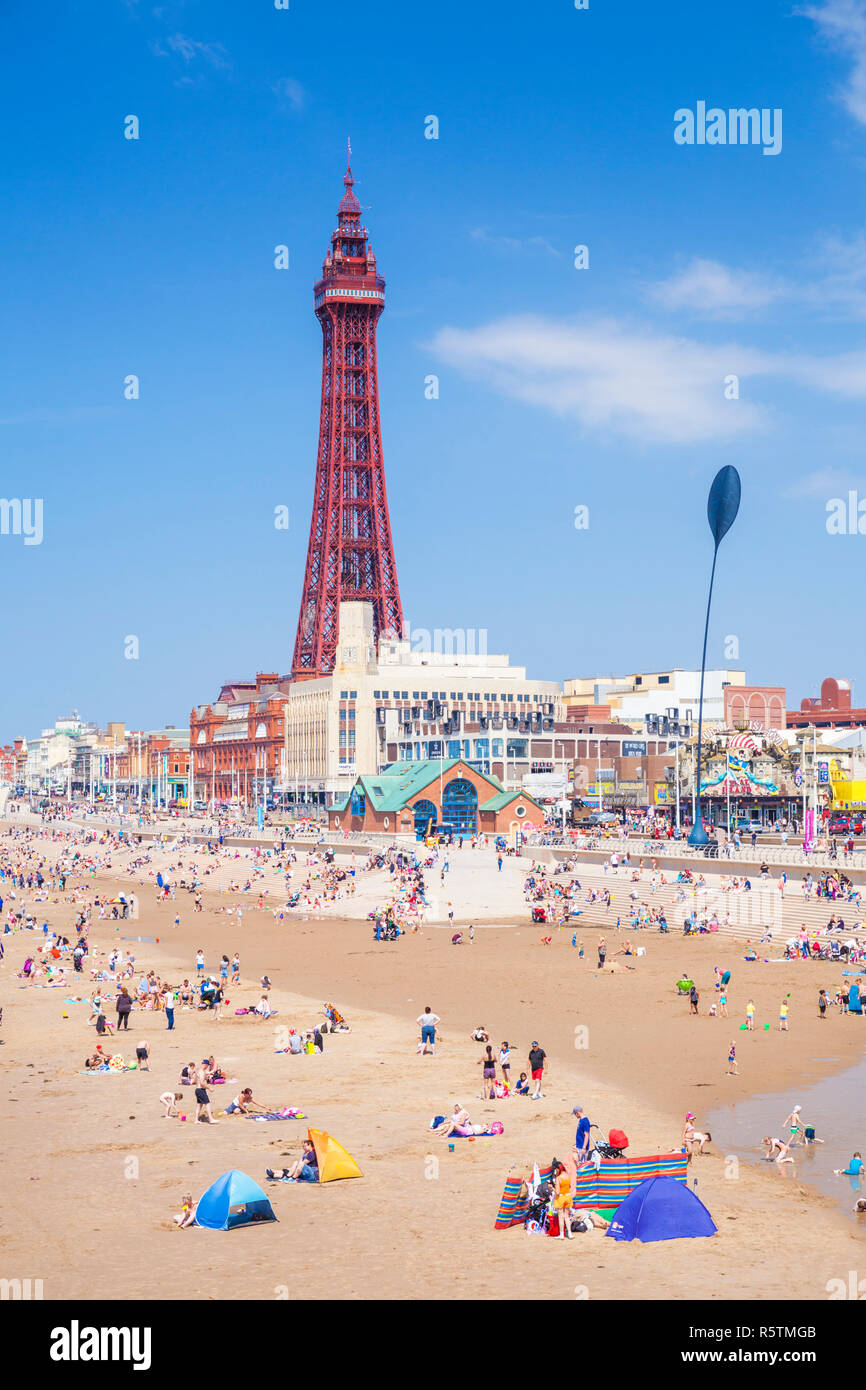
606, 1176, 716, 1243
194, 1170, 277, 1230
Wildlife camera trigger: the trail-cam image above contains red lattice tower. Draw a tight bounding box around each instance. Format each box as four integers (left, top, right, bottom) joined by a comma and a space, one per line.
292, 150, 403, 678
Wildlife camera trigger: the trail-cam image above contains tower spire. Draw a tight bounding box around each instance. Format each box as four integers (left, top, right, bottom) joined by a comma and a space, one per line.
292, 156, 403, 679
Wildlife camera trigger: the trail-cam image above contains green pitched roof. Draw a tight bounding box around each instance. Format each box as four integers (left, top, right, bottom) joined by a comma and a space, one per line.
479, 788, 538, 811
359, 760, 462, 812
334, 760, 517, 816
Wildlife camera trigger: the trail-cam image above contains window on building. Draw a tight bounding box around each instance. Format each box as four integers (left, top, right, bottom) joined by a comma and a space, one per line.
635, 677, 643, 686
374, 691, 380, 699
348, 709, 355, 721
492, 739, 504, 757
659, 676, 670, 685
349, 787, 366, 816
507, 739, 528, 757
350, 691, 357, 699
339, 710, 346, 721
340, 691, 348, 699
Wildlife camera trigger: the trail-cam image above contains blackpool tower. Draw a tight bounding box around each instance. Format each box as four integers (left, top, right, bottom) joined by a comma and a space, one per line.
291, 151, 403, 678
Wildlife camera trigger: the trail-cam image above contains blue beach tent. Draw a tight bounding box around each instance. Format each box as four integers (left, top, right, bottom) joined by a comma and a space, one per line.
195, 1170, 277, 1230
849, 983, 862, 1015
606, 1176, 717, 1243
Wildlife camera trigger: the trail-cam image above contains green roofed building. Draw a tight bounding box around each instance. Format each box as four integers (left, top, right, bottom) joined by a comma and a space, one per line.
328, 758, 544, 838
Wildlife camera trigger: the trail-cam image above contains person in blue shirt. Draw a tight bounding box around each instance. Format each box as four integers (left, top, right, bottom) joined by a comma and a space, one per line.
573, 1105, 592, 1161
835, 1152, 864, 1176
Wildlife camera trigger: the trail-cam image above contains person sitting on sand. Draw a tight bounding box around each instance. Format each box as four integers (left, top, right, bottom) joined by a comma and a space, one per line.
470, 1025, 489, 1042
835, 1152, 863, 1176
84, 1054, 104, 1070
225, 1087, 269, 1116
514, 1072, 530, 1095
271, 1138, 319, 1182
173, 1193, 196, 1228
438, 1104, 473, 1139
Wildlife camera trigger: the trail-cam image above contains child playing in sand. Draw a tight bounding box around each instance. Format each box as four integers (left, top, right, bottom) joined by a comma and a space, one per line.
161, 1091, 183, 1118
135, 1040, 150, 1072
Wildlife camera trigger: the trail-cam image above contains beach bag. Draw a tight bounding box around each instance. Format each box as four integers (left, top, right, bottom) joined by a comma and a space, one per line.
490, 1121, 504, 1135
430, 1115, 445, 1130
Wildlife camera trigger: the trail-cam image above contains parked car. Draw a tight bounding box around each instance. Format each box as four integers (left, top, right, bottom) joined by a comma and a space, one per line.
829, 814, 864, 835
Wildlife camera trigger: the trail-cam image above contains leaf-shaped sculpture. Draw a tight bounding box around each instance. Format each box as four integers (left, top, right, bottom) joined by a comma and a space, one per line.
707, 465, 741, 549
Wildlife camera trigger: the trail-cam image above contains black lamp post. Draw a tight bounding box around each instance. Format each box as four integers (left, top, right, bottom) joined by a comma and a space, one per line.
689, 465, 742, 848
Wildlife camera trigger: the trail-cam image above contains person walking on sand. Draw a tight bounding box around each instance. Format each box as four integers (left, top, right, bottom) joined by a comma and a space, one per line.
726, 1041, 739, 1075
194, 1064, 219, 1124
417, 1005, 440, 1054
745, 998, 755, 1031
528, 1040, 547, 1099
719, 989, 728, 1018
779, 997, 789, 1031
553, 1163, 574, 1239
116, 985, 133, 1031
478, 1044, 497, 1099
689, 984, 699, 1016
597, 937, 607, 969
499, 1041, 511, 1088
818, 988, 829, 1021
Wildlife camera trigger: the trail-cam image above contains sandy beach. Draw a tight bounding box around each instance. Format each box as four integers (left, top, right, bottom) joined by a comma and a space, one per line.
1, 818, 864, 1301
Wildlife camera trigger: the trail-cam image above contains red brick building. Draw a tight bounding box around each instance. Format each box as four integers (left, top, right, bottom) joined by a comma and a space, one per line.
0, 737, 26, 785
329, 759, 545, 836
114, 731, 190, 803
787, 677, 866, 731
724, 685, 786, 732
190, 672, 290, 806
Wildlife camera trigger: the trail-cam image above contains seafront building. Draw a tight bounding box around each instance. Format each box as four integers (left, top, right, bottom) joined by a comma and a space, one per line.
564, 668, 747, 727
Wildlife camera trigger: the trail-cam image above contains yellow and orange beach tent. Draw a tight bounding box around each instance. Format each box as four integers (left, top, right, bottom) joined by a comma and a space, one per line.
307, 1128, 363, 1183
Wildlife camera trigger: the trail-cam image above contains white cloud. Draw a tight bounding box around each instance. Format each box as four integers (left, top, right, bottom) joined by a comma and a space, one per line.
429, 315, 769, 443
273, 78, 306, 112
469, 227, 562, 258
800, 0, 866, 123
646, 258, 785, 317
151, 33, 230, 70
784, 466, 860, 498
428, 314, 866, 444
647, 240, 866, 322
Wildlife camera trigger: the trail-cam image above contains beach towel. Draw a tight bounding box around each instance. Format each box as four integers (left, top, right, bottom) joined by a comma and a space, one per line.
245, 1109, 306, 1122
447, 1127, 503, 1139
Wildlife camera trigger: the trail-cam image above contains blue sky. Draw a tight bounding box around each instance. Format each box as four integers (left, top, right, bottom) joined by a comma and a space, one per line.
3, 0, 866, 735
